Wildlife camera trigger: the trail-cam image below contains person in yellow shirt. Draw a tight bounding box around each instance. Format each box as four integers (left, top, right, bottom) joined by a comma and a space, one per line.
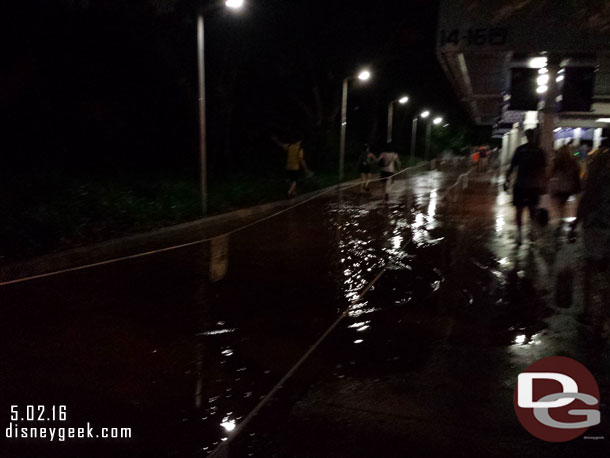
273, 136, 310, 197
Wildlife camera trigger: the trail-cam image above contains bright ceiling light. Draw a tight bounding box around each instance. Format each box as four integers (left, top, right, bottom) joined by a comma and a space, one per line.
538, 68, 548, 75
537, 74, 550, 85
399, 96, 409, 104
537, 85, 548, 94
433, 117, 443, 125
420, 110, 430, 118
358, 70, 371, 81
556, 75, 565, 82
554, 127, 562, 132
597, 118, 610, 123
529, 57, 548, 69
225, 0, 244, 8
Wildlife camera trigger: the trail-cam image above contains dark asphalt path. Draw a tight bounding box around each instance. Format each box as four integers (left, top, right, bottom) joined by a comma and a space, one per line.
2, 164, 608, 458
1, 165, 456, 458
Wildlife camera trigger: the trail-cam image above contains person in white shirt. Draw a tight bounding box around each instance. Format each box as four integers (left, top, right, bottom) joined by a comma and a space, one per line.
376, 144, 401, 201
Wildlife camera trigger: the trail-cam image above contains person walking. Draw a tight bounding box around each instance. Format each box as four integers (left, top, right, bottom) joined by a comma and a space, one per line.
569, 139, 610, 335
549, 144, 581, 233
505, 129, 547, 245
377, 143, 401, 201
273, 136, 310, 197
357, 144, 375, 192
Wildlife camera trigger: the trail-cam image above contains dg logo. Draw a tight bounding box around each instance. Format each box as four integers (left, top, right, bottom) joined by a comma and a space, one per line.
514, 356, 601, 442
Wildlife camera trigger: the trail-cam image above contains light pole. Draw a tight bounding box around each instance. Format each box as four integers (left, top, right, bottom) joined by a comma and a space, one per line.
197, 0, 244, 216
426, 116, 443, 160
387, 96, 409, 144
339, 69, 371, 181
410, 110, 430, 165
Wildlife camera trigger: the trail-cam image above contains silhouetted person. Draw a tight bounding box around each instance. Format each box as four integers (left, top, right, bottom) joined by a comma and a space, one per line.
376, 143, 401, 201
357, 144, 375, 192
570, 138, 610, 335
550, 144, 581, 233
273, 136, 310, 197
505, 129, 547, 245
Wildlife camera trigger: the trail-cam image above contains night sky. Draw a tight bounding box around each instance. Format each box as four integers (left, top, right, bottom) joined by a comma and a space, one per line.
1, 0, 470, 177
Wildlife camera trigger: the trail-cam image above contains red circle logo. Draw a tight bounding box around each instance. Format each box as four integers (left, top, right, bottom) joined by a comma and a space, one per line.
513, 356, 600, 442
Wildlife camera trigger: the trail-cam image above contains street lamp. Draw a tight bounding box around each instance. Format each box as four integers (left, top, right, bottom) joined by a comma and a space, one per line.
387, 95, 409, 143
197, 1, 244, 215
425, 116, 445, 160
410, 110, 430, 165
339, 68, 372, 181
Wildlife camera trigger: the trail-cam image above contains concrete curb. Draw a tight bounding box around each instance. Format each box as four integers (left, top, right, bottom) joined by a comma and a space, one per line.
0, 179, 362, 284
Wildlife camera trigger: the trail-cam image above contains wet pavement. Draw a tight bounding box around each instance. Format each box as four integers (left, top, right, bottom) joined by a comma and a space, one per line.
1, 164, 609, 457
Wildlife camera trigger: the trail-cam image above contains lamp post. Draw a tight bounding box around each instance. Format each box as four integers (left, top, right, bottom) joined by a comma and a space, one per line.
410, 110, 430, 165
387, 96, 409, 144
339, 69, 371, 181
197, 0, 244, 216
426, 116, 443, 160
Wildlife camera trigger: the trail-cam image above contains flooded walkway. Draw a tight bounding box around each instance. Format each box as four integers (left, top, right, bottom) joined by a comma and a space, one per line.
1, 164, 608, 457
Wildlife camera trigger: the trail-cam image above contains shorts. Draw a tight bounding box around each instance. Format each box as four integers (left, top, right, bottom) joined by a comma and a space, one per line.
380, 171, 393, 181
513, 188, 541, 208
551, 192, 572, 205
287, 170, 300, 182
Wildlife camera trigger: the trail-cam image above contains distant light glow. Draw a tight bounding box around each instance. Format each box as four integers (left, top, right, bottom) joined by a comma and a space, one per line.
433, 117, 443, 125
514, 335, 526, 345
536, 85, 548, 94
358, 70, 371, 81
399, 96, 409, 104
529, 57, 548, 69
596, 118, 610, 123
537, 74, 549, 85
443, 123, 450, 128
538, 68, 548, 75
220, 420, 236, 432
420, 110, 430, 118
556, 75, 565, 83
554, 127, 561, 132
225, 0, 244, 8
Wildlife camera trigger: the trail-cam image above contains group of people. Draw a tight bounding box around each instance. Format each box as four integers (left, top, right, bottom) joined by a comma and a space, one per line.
506, 130, 610, 326
274, 136, 402, 201
505, 129, 610, 248
357, 144, 401, 200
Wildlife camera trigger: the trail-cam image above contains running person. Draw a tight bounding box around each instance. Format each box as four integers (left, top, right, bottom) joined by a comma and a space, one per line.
357, 144, 375, 192
377, 143, 401, 201
273, 136, 310, 197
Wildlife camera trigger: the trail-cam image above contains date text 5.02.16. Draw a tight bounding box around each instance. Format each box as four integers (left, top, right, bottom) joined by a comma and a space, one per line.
10, 405, 67, 422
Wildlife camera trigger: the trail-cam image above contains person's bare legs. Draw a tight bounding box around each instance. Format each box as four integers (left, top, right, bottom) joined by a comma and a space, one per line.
516, 206, 525, 245
288, 180, 297, 197
554, 198, 566, 235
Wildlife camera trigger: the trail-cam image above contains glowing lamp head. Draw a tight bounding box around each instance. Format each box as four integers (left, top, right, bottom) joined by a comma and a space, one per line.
399, 96, 409, 104
357, 70, 371, 81
420, 111, 430, 119
225, 0, 244, 9
529, 57, 548, 69
433, 117, 443, 125
537, 74, 550, 86
536, 85, 548, 94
